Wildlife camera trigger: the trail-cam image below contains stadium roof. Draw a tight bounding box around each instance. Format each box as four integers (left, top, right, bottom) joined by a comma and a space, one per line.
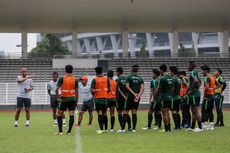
0, 0, 230, 33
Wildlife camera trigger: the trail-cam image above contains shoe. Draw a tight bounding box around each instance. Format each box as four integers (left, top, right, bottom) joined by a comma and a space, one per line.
104, 130, 109, 133
14, 124, 18, 127
26, 124, 29, 127
219, 124, 224, 127
214, 123, 220, 127
117, 129, 126, 133
185, 128, 192, 132
67, 131, 71, 135
53, 132, 63, 135
159, 129, 166, 133
127, 128, 133, 132
96, 130, 104, 134
63, 123, 67, 127
110, 129, 115, 132
53, 123, 57, 127
86, 124, 92, 127
75, 124, 80, 127
132, 129, 136, 133
142, 127, 151, 130
152, 127, 159, 130
192, 128, 203, 132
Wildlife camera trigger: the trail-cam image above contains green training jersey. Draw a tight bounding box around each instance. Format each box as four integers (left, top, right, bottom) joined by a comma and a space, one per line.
172, 75, 181, 100
158, 74, 173, 101
188, 70, 201, 97
126, 73, 144, 96
57, 76, 78, 102
116, 76, 128, 96
150, 78, 159, 100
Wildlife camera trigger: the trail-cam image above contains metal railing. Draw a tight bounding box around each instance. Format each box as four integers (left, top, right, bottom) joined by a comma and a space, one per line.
0, 82, 229, 105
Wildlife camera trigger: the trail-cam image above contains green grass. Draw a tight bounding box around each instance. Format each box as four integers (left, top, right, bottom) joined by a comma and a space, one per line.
1, 111, 230, 153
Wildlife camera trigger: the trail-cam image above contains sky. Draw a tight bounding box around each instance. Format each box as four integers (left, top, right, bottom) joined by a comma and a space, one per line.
0, 33, 37, 53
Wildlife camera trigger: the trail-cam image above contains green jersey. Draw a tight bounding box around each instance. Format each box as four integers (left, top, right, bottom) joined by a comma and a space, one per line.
126, 73, 144, 96
150, 79, 159, 100
172, 75, 181, 100
57, 76, 78, 102
158, 75, 173, 101
188, 70, 201, 97
116, 76, 128, 96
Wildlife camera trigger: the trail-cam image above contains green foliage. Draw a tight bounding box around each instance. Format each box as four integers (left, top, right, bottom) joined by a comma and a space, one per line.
178, 43, 196, 57
29, 34, 68, 58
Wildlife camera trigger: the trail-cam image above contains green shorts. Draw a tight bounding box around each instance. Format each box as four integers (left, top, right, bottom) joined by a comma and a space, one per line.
189, 96, 200, 107
150, 100, 161, 112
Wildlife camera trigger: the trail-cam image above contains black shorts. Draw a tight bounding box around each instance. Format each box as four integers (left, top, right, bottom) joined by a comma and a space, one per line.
125, 95, 140, 111
202, 95, 214, 111
117, 96, 126, 111
17, 97, 31, 109
189, 96, 200, 107
214, 93, 224, 111
149, 100, 161, 112
50, 95, 58, 109
81, 99, 94, 112
170, 99, 180, 112
107, 99, 117, 108
160, 100, 171, 109
180, 97, 190, 110
58, 101, 76, 111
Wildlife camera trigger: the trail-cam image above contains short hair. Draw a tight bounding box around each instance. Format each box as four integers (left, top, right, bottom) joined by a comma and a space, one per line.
179, 71, 186, 76
132, 65, 139, 72
152, 69, 160, 77
52, 71, 59, 77
107, 70, 114, 78
216, 68, 222, 75
201, 65, 210, 72
159, 64, 167, 72
65, 65, 73, 73
116, 67, 123, 74
95, 66, 103, 75
189, 61, 196, 68
169, 66, 178, 74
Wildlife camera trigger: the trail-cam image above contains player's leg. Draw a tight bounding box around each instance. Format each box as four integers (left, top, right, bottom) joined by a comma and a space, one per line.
15, 97, 23, 127
214, 94, 220, 125
24, 98, 31, 127
67, 101, 76, 134
102, 104, 108, 132
201, 98, 209, 129
86, 99, 94, 126
143, 102, 154, 130
51, 95, 58, 126
77, 111, 85, 126
161, 108, 170, 132
131, 99, 140, 132
219, 96, 224, 126
88, 111, 93, 126
171, 99, 178, 129
56, 102, 66, 134
207, 96, 214, 130
122, 97, 132, 131
109, 106, 115, 131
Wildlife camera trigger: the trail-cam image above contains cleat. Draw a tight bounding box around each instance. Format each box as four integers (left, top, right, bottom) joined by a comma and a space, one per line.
142, 127, 151, 130
86, 124, 92, 127
63, 123, 67, 127
75, 124, 80, 127
26, 124, 29, 127
96, 130, 104, 134
192, 128, 203, 132
127, 128, 133, 132
14, 124, 18, 127
117, 129, 126, 133
67, 131, 71, 135
159, 129, 166, 133
185, 128, 192, 132
110, 129, 115, 132
104, 130, 108, 133
132, 129, 136, 133
152, 127, 159, 130
53, 132, 63, 135
53, 124, 57, 127
219, 124, 224, 127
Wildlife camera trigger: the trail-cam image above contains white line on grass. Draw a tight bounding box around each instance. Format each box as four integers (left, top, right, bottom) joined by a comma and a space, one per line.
76, 112, 83, 153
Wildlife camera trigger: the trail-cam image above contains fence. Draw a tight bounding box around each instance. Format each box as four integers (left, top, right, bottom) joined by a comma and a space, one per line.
0, 82, 229, 105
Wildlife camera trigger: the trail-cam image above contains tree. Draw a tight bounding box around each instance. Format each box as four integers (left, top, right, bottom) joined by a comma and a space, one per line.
29, 34, 68, 58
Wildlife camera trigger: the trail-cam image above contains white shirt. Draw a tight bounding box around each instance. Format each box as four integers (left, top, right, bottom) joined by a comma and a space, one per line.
47, 80, 59, 95
79, 84, 93, 102
17, 75, 33, 99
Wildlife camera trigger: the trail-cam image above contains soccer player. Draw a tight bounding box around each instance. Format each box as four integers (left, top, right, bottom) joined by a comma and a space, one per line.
124, 65, 144, 132
107, 70, 117, 132
91, 67, 110, 134
14, 68, 34, 127
155, 64, 173, 132
201, 65, 215, 130
187, 61, 202, 132
76, 76, 94, 127
142, 69, 162, 130
116, 67, 131, 133
214, 69, 227, 126
169, 66, 181, 130
179, 71, 191, 128
47, 71, 66, 127
55, 65, 78, 135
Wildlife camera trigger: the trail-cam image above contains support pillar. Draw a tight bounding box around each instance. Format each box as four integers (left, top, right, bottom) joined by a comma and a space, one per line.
168, 31, 179, 57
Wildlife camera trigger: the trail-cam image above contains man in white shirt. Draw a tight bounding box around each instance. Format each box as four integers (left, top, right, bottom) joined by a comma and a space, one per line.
14, 68, 33, 127
76, 76, 94, 127
47, 72, 66, 126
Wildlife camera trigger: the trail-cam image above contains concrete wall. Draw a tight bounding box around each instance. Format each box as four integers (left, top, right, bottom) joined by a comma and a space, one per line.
52, 59, 98, 68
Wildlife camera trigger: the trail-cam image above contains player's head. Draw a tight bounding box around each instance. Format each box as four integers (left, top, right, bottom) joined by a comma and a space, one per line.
169, 66, 178, 76
201, 65, 210, 76
107, 70, 114, 78
65, 65, 73, 74
95, 66, 103, 76
131, 65, 139, 73
152, 69, 160, 79
21, 68, 28, 77
159, 64, 167, 75
80, 76, 88, 85
189, 61, 196, 71
52, 71, 58, 81
179, 71, 186, 78
215, 68, 222, 77
116, 67, 123, 77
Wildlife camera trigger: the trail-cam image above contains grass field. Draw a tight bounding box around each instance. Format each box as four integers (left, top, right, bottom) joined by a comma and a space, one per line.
1, 111, 230, 153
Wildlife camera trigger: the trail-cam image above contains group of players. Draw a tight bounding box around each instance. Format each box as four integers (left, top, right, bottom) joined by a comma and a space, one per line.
14, 61, 226, 134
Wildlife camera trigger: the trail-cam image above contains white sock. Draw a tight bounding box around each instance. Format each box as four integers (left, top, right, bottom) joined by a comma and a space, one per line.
63, 119, 66, 124
54, 119, 57, 124
26, 120, 30, 125
210, 122, 214, 128
15, 121, 18, 125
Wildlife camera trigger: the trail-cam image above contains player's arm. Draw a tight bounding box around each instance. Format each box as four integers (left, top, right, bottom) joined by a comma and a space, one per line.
55, 77, 63, 99
118, 87, 127, 100
137, 83, 144, 98
125, 76, 137, 96
90, 79, 96, 96
203, 77, 210, 97
75, 78, 79, 100
220, 77, 227, 93
149, 88, 153, 103
47, 84, 51, 96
